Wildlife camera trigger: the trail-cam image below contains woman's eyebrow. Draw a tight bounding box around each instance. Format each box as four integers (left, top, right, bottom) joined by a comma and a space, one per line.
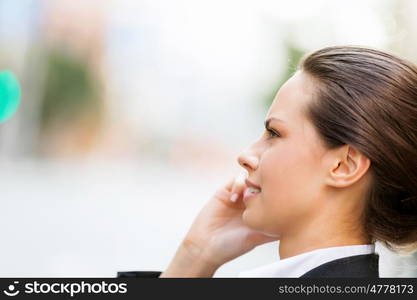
264, 117, 285, 128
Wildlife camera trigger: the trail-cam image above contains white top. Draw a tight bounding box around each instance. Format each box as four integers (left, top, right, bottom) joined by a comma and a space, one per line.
238, 244, 376, 277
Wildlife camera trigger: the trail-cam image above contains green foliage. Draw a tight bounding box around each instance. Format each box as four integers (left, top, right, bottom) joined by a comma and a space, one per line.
264, 43, 305, 109
40, 49, 100, 129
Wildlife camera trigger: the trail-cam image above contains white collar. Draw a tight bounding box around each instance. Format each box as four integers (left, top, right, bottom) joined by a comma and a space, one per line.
238, 244, 375, 277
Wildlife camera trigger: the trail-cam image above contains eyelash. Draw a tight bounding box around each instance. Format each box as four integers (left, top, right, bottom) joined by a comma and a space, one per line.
265, 127, 281, 139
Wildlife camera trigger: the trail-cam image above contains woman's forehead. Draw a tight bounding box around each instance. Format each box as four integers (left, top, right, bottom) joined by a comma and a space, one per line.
267, 71, 314, 125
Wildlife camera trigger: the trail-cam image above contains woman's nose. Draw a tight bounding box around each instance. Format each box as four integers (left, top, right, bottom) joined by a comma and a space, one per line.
237, 152, 259, 172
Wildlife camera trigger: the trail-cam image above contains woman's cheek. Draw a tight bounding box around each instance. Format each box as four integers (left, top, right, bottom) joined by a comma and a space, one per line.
262, 189, 287, 228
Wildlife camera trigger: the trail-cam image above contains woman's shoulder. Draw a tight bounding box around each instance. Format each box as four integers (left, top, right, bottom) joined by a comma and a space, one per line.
299, 253, 379, 278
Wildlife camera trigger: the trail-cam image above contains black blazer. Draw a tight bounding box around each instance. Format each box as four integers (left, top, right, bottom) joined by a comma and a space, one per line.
117, 253, 379, 278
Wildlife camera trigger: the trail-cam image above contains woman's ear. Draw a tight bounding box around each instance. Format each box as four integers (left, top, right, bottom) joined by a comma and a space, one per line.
324, 144, 371, 188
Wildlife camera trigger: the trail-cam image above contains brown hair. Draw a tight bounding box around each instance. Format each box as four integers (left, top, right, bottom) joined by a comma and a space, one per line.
299, 46, 417, 252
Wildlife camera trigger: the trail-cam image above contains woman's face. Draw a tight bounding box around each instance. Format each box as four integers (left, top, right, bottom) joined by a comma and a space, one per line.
238, 70, 330, 236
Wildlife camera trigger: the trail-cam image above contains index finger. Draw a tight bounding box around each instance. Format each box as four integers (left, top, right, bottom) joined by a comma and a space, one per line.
224, 171, 247, 192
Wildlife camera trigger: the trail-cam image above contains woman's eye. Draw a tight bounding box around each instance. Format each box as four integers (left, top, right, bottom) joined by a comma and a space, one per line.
265, 128, 281, 139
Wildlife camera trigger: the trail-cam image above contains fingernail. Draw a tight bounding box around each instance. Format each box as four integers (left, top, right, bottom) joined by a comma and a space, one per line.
230, 193, 238, 202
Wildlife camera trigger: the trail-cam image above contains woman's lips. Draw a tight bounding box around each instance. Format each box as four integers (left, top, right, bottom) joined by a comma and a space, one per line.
243, 179, 261, 202
243, 187, 261, 202
245, 179, 261, 190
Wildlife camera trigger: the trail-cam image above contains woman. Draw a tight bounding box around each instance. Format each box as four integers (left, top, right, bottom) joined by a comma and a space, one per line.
119, 46, 417, 278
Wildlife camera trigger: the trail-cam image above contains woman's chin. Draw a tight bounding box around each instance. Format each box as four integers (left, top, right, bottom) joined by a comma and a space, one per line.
242, 208, 281, 239
242, 208, 262, 230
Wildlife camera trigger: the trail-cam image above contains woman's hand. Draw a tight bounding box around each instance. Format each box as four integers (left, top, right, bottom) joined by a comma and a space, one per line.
160, 172, 279, 277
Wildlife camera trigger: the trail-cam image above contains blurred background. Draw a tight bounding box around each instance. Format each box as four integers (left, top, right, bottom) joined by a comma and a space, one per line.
0, 0, 416, 277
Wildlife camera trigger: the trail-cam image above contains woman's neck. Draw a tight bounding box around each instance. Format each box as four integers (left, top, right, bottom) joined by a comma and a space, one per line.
278, 224, 372, 260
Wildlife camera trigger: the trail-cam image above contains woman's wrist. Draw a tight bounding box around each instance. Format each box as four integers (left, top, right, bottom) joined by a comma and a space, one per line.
159, 238, 221, 277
